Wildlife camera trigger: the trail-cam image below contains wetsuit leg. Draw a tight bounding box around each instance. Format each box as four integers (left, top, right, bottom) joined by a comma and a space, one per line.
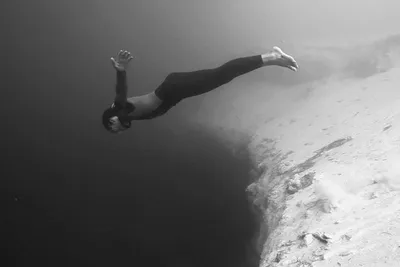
158, 55, 264, 100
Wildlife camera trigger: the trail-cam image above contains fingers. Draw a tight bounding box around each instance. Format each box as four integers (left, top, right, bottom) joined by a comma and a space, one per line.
122, 50, 130, 58
111, 57, 119, 69
117, 50, 132, 60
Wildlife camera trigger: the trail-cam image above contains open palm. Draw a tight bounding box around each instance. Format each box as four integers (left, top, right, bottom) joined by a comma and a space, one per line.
111, 50, 133, 72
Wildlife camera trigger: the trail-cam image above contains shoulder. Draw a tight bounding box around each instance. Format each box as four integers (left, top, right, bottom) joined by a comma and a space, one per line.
124, 101, 136, 113
112, 101, 136, 113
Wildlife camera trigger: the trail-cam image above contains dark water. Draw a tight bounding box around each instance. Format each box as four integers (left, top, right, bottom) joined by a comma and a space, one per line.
4, 1, 261, 266
4, 119, 260, 267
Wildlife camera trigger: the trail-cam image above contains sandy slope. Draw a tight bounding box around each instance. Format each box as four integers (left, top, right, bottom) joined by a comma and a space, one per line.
249, 66, 400, 266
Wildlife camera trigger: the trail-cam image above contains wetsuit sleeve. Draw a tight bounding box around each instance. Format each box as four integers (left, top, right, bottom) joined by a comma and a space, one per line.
114, 70, 128, 106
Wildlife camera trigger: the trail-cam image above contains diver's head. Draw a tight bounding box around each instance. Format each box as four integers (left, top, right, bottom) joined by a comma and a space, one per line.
102, 106, 131, 134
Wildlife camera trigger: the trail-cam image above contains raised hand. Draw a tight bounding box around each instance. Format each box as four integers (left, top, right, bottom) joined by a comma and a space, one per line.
111, 50, 134, 72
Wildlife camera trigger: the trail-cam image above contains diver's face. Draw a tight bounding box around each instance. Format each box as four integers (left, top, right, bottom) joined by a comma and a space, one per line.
108, 116, 128, 134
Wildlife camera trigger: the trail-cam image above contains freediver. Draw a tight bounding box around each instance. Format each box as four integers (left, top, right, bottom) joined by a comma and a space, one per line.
102, 47, 299, 133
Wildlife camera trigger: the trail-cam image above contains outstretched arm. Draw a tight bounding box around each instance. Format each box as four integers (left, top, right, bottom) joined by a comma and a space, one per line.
115, 70, 128, 106
111, 50, 133, 107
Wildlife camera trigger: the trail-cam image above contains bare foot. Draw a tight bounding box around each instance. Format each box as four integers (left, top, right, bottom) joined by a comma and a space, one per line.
263, 46, 299, 71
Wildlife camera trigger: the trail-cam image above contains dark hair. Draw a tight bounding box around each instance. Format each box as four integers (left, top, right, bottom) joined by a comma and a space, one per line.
102, 105, 132, 133
102, 107, 117, 132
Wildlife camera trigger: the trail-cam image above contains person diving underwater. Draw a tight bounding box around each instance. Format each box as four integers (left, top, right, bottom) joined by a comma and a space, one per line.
102, 47, 299, 133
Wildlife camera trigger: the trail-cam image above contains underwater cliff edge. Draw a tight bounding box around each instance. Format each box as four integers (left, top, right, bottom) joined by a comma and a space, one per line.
246, 34, 400, 267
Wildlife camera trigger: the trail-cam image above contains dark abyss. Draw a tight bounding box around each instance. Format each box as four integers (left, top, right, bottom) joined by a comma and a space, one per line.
3, 1, 260, 267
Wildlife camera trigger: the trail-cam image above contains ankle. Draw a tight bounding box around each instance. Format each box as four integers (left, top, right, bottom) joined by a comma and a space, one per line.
261, 52, 278, 66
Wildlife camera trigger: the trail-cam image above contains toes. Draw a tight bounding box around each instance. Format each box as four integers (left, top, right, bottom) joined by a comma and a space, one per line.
290, 61, 299, 71
291, 60, 299, 70
272, 46, 298, 71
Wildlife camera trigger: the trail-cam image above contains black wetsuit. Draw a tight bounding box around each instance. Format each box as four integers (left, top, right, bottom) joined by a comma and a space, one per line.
112, 55, 264, 123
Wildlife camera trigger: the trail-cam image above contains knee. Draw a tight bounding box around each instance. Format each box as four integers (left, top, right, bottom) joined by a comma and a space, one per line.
216, 71, 234, 84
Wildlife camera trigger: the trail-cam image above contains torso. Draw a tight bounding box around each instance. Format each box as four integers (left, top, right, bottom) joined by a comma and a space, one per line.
125, 92, 164, 120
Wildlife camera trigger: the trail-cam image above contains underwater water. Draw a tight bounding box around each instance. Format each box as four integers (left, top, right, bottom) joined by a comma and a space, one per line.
4, 120, 259, 267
